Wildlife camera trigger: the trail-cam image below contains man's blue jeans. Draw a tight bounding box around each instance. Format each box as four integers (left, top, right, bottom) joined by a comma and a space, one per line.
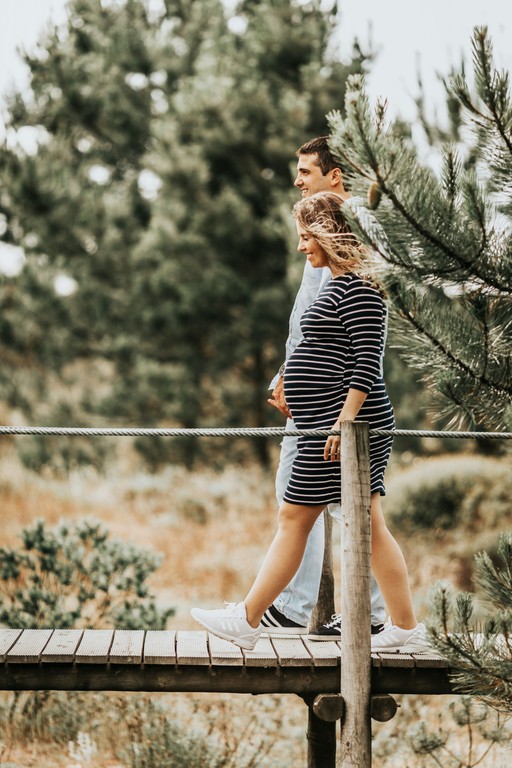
273, 420, 386, 627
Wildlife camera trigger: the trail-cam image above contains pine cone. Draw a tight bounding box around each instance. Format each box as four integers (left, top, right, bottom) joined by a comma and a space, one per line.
368, 181, 382, 210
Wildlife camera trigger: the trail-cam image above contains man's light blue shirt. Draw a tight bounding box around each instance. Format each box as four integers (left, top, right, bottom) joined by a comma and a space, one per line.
269, 262, 330, 389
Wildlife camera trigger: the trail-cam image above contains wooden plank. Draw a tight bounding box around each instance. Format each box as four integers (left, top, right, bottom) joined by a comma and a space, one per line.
375, 652, 415, 668
109, 630, 144, 664
176, 631, 210, 665
208, 634, 244, 665
75, 629, 114, 664
271, 637, 312, 667
41, 629, 83, 663
243, 637, 277, 667
303, 639, 341, 667
412, 652, 450, 668
7, 629, 53, 663
143, 631, 176, 665
0, 629, 23, 662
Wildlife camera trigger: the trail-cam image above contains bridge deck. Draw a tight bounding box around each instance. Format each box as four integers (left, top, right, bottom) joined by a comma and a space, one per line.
0, 628, 453, 696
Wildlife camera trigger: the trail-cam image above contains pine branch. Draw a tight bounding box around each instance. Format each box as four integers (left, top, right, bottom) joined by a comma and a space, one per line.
472, 28, 512, 160
331, 79, 512, 295
441, 146, 462, 218
329, 36, 512, 429
379, 178, 512, 295
392, 296, 512, 402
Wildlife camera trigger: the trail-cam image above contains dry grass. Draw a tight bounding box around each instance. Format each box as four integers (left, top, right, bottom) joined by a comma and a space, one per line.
0, 450, 279, 626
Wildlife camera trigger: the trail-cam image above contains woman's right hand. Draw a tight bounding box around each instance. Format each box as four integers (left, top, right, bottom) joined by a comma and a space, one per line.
324, 420, 342, 461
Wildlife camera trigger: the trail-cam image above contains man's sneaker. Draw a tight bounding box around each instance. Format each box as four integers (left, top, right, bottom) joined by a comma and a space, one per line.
260, 604, 308, 636
308, 613, 385, 641
371, 621, 430, 653
191, 601, 261, 651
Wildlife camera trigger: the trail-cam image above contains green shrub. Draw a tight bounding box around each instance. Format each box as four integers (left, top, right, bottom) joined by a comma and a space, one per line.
0, 518, 174, 629
0, 519, 176, 756
386, 455, 512, 533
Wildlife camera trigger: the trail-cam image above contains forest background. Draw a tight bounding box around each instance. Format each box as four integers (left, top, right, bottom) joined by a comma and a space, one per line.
0, 0, 474, 472
0, 1, 511, 767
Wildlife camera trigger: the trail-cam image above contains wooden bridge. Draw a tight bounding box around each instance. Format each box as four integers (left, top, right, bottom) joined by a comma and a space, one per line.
0, 628, 451, 697
0, 626, 453, 767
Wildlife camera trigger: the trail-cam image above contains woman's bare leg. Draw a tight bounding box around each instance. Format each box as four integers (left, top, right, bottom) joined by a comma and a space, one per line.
370, 492, 417, 629
244, 502, 324, 628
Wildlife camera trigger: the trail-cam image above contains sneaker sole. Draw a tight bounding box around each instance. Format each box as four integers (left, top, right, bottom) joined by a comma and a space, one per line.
261, 627, 308, 637
308, 628, 383, 641
371, 643, 431, 654
191, 611, 259, 651
307, 633, 341, 642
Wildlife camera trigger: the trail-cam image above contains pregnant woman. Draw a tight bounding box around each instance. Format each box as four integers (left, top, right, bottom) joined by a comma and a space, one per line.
192, 191, 427, 653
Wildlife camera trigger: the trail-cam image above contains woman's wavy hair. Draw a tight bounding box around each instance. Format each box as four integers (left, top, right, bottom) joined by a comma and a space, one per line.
293, 192, 375, 279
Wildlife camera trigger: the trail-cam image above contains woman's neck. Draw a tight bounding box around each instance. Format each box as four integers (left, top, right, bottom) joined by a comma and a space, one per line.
329, 266, 348, 278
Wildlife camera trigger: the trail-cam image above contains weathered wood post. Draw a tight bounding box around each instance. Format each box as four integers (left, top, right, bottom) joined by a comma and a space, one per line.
339, 420, 372, 767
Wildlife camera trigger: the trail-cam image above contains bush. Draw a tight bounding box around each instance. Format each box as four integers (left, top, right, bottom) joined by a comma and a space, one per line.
0, 518, 174, 629
0, 691, 99, 747
0, 518, 176, 755
386, 455, 512, 533
120, 697, 224, 768
117, 696, 272, 768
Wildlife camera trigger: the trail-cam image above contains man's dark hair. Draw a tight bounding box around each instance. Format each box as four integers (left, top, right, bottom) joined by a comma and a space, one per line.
296, 136, 341, 176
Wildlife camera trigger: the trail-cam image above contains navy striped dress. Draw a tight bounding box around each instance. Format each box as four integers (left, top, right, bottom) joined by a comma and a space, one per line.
283, 273, 394, 506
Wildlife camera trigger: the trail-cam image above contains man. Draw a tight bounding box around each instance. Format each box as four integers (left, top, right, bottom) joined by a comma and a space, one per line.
261, 136, 386, 640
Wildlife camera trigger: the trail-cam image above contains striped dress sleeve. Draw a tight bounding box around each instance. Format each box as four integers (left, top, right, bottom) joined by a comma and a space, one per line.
334, 278, 386, 394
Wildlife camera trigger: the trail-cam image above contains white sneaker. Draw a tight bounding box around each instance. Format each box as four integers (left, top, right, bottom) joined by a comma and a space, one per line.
371, 622, 430, 653
191, 601, 261, 651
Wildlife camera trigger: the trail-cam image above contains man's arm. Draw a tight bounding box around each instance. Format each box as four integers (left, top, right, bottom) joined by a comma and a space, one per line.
268, 262, 327, 417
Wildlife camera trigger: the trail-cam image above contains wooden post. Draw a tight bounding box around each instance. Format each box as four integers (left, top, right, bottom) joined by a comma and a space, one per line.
339, 420, 372, 767
302, 694, 337, 768
310, 511, 335, 629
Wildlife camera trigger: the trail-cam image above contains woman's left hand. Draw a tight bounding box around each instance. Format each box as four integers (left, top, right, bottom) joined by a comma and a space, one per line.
324, 421, 342, 461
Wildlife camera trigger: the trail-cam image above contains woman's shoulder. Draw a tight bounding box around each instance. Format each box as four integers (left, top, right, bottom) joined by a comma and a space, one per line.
331, 273, 385, 302
331, 272, 377, 291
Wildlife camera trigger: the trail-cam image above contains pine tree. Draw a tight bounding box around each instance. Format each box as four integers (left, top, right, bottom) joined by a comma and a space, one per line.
0, 0, 367, 468
327, 26, 512, 432
326, 26, 512, 710
1, 0, 158, 467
